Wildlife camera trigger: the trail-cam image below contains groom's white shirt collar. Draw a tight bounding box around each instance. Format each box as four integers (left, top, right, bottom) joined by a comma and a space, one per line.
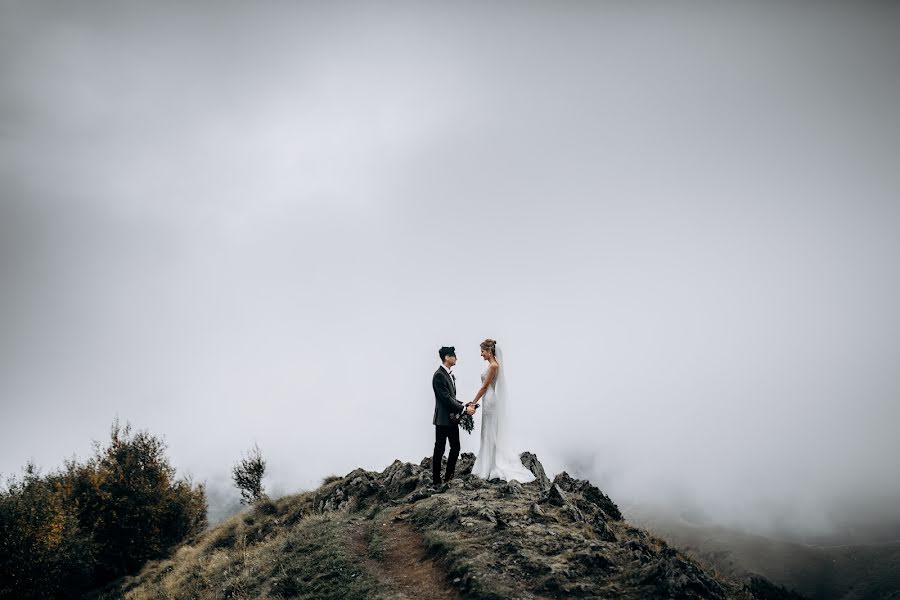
441, 364, 453, 376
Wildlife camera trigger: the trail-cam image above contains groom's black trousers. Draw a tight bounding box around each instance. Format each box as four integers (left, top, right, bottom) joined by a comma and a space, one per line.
433, 424, 460, 485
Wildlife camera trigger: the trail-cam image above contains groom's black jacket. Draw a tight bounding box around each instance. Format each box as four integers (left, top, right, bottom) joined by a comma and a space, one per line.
433, 367, 465, 426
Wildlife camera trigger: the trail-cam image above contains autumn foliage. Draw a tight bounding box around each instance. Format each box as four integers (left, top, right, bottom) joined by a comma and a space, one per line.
0, 419, 207, 599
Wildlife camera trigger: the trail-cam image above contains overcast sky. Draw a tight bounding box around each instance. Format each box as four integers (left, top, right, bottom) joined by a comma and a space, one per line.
2, 1, 899, 542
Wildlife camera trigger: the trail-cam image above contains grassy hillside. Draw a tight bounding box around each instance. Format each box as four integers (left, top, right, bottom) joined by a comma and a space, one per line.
86, 453, 807, 600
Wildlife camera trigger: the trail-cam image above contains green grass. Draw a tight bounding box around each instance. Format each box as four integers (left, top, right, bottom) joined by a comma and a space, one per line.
367, 509, 387, 561
268, 513, 388, 600
87, 495, 394, 600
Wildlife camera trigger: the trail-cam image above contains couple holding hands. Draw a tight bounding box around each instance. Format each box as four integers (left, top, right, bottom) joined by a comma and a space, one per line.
430, 339, 536, 491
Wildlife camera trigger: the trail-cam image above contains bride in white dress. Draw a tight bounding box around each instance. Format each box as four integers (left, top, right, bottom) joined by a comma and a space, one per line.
470, 339, 536, 483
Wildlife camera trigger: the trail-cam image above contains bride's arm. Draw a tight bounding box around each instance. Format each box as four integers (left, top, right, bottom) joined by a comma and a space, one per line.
471, 364, 498, 404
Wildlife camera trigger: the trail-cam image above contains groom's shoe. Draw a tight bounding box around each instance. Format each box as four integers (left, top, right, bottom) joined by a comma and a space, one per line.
429, 483, 449, 494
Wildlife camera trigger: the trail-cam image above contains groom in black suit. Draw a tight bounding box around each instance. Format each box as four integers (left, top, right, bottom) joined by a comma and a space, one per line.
432, 346, 476, 488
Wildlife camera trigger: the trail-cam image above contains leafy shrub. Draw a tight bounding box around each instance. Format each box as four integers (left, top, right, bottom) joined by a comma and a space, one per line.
0, 462, 95, 599
0, 419, 207, 598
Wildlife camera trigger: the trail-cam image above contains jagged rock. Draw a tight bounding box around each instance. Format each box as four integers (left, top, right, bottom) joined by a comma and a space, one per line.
519, 451, 551, 489
636, 546, 727, 599
624, 539, 655, 564
455, 452, 476, 476
542, 483, 570, 507
315, 469, 385, 512
381, 459, 417, 484
530, 503, 548, 521
569, 548, 617, 576
552, 471, 623, 521
499, 480, 523, 496
590, 513, 617, 542
316, 485, 349, 512
551, 471, 577, 488
560, 503, 585, 523
418, 452, 476, 478
378, 460, 429, 500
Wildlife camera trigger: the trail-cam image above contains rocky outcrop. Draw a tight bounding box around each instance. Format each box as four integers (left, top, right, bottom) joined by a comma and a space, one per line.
313, 467, 385, 512
551, 470, 623, 521
89, 449, 808, 600
419, 452, 476, 479
300, 451, 794, 598
632, 545, 727, 599
519, 451, 551, 489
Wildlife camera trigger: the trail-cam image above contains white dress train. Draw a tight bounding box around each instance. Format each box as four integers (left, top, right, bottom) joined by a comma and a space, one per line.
471, 358, 535, 483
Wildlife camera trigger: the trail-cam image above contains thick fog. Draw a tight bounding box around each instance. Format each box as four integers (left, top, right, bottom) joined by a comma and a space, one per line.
2, 2, 899, 542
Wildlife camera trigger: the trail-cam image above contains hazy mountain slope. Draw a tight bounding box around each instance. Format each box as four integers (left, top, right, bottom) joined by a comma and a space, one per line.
86, 452, 806, 600
628, 512, 900, 600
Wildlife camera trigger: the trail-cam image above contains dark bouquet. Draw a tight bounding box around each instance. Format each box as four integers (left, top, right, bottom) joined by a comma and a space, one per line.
457, 403, 479, 434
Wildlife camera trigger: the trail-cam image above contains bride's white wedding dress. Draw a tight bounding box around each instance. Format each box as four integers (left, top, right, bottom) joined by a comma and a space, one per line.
471, 347, 536, 483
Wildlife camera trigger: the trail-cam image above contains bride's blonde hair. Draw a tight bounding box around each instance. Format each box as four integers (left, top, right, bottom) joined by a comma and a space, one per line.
480, 338, 498, 358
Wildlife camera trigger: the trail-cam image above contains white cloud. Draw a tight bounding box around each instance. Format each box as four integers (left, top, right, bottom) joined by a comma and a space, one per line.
2, 1, 900, 542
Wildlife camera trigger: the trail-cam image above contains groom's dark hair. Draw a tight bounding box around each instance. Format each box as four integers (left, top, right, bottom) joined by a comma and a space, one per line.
439, 346, 456, 361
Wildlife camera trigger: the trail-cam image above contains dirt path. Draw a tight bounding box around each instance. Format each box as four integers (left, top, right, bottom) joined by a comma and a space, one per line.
347, 507, 463, 600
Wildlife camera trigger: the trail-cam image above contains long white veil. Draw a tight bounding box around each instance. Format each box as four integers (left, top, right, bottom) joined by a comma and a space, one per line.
476, 344, 535, 483
493, 345, 509, 450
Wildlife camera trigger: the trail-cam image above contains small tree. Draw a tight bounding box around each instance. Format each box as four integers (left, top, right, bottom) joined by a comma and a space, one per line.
82, 418, 208, 580
232, 443, 266, 505
0, 419, 207, 598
